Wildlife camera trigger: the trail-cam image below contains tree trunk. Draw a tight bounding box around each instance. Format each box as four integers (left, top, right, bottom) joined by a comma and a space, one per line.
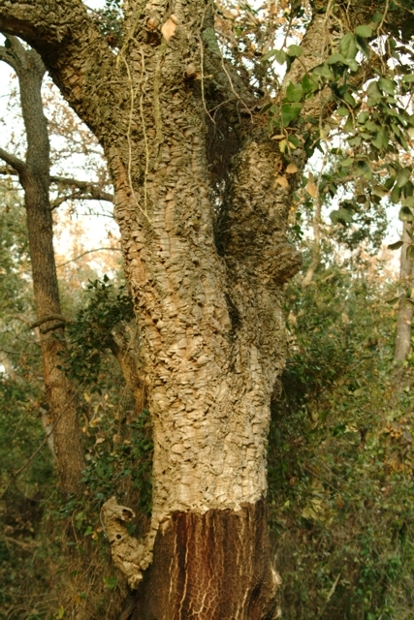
0, 2, 330, 616
132, 500, 280, 620
394, 220, 414, 363
0, 38, 84, 494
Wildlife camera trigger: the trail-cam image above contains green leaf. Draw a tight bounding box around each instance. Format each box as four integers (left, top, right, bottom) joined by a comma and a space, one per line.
357, 111, 369, 124
399, 206, 413, 221
343, 58, 359, 71
281, 103, 302, 127
337, 208, 353, 223
356, 35, 371, 58
103, 576, 118, 590
330, 208, 352, 225
402, 74, 414, 83
339, 33, 357, 60
407, 245, 414, 261
337, 107, 349, 116
378, 77, 395, 95
302, 73, 319, 94
287, 134, 300, 147
260, 102, 273, 113
354, 160, 371, 178
57, 607, 65, 620
391, 185, 402, 204
355, 24, 373, 37
396, 168, 411, 188
286, 82, 304, 103
366, 81, 382, 104
343, 92, 356, 107
388, 240, 403, 250
287, 44, 302, 57
371, 127, 389, 150
372, 184, 388, 198
327, 53, 345, 65
313, 63, 334, 80
263, 49, 287, 64
402, 196, 414, 207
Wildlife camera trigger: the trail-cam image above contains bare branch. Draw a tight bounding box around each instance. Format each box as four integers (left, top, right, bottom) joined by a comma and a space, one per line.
50, 175, 114, 203
0, 44, 19, 71
0, 1, 120, 143
0, 147, 26, 174
0, 166, 114, 204
57, 247, 122, 268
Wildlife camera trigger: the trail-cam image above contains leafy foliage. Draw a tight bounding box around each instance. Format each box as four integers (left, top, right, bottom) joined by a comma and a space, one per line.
268, 257, 414, 619
65, 276, 134, 390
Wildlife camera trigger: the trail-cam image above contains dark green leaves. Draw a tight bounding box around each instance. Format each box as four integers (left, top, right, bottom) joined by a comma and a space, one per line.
287, 44, 302, 58
262, 48, 287, 64
388, 240, 404, 250
378, 77, 395, 95
286, 82, 304, 103
355, 25, 373, 38
281, 103, 302, 127
339, 33, 357, 60
399, 206, 414, 222
396, 168, 411, 188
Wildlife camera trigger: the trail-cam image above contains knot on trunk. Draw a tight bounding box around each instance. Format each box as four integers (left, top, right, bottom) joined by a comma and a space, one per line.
101, 496, 155, 589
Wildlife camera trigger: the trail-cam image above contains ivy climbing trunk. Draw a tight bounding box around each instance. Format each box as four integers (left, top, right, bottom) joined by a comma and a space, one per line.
0, 38, 84, 495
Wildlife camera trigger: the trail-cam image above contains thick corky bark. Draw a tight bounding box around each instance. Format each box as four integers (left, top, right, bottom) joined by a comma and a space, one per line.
0, 36, 84, 494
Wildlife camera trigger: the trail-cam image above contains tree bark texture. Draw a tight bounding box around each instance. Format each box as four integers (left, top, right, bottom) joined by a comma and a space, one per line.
394, 221, 414, 363
0, 1, 344, 616
0, 37, 84, 495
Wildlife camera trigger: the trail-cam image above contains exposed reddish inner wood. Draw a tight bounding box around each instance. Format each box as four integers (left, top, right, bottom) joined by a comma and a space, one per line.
131, 499, 280, 620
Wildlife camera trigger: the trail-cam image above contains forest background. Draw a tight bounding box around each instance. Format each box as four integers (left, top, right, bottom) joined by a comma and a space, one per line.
1, 0, 414, 618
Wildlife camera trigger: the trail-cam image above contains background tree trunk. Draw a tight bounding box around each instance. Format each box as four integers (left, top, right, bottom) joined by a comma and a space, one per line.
0, 37, 84, 494
394, 220, 414, 363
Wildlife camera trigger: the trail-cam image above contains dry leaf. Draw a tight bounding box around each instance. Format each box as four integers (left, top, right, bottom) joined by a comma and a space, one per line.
306, 181, 318, 198
161, 16, 178, 41
275, 176, 289, 188
286, 163, 298, 174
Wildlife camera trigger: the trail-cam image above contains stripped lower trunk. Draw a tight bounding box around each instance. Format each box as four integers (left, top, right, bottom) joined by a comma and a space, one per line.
131, 500, 280, 620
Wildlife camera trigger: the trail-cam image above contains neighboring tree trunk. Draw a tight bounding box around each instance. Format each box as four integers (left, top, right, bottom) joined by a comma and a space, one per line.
394, 220, 414, 363
302, 195, 322, 287
0, 37, 84, 495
